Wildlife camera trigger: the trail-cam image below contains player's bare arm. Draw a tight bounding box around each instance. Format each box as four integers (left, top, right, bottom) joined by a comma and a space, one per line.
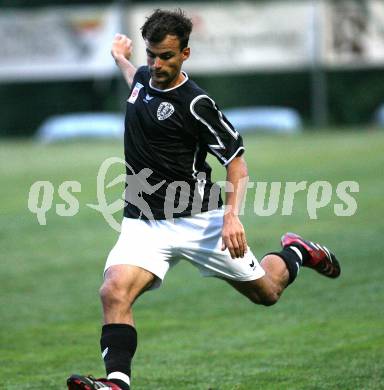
111, 33, 137, 88
221, 156, 249, 259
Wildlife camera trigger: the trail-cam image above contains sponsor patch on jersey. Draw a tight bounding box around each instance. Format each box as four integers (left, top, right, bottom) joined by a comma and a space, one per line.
157, 102, 175, 120
127, 82, 144, 104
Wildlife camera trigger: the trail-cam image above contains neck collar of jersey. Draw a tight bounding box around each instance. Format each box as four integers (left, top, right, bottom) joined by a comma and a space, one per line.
149, 71, 189, 92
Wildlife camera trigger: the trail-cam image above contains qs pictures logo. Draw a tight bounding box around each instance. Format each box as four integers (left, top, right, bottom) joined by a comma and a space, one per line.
27, 157, 360, 231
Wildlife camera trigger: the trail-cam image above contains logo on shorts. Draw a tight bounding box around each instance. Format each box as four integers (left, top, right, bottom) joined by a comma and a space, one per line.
157, 102, 175, 120
249, 259, 257, 270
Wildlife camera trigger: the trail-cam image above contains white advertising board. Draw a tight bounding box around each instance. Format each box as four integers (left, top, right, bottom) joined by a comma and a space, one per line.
1, 1, 383, 82
0, 6, 120, 82
130, 2, 314, 73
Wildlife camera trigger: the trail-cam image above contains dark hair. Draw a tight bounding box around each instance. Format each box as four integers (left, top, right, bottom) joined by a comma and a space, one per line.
141, 9, 193, 50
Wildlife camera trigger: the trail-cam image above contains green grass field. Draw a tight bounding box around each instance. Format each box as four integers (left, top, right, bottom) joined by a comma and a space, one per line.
1, 130, 383, 389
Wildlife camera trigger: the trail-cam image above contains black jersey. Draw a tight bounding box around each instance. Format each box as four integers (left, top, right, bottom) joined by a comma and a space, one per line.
123, 66, 244, 220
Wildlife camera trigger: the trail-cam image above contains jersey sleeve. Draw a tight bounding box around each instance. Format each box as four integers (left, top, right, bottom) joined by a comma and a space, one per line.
190, 95, 244, 166
129, 66, 150, 91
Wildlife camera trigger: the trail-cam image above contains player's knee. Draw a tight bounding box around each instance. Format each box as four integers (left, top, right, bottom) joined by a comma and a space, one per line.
260, 295, 278, 306
246, 290, 279, 306
241, 282, 280, 306
259, 291, 279, 306
99, 279, 133, 309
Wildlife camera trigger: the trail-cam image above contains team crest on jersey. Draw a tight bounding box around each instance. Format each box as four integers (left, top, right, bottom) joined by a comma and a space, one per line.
157, 102, 175, 120
127, 82, 144, 104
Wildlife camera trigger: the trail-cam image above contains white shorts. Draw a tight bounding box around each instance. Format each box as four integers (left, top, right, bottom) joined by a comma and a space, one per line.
105, 208, 265, 289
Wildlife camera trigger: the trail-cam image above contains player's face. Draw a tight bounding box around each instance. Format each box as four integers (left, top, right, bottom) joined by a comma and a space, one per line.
145, 34, 190, 90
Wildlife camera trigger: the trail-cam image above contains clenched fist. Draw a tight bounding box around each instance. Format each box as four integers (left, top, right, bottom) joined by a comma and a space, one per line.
111, 33, 133, 63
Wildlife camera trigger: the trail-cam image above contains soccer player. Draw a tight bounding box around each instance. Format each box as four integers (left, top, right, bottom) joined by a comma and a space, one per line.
67, 9, 340, 390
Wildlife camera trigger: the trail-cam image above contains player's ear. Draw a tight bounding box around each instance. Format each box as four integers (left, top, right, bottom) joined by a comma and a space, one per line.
181, 47, 190, 61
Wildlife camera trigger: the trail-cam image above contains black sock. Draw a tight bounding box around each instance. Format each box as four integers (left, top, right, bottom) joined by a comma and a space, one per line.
266, 245, 308, 285
109, 378, 130, 390
100, 324, 137, 389
288, 243, 310, 263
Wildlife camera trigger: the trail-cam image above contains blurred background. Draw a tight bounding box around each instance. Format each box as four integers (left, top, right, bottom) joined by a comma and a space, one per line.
1, 0, 384, 138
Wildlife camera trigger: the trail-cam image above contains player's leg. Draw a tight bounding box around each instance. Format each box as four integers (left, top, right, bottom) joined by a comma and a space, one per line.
68, 265, 156, 390
100, 264, 155, 324
226, 232, 341, 306
225, 253, 290, 306
68, 217, 172, 390
179, 209, 293, 306
179, 209, 340, 306
99, 264, 156, 388
68, 264, 156, 390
